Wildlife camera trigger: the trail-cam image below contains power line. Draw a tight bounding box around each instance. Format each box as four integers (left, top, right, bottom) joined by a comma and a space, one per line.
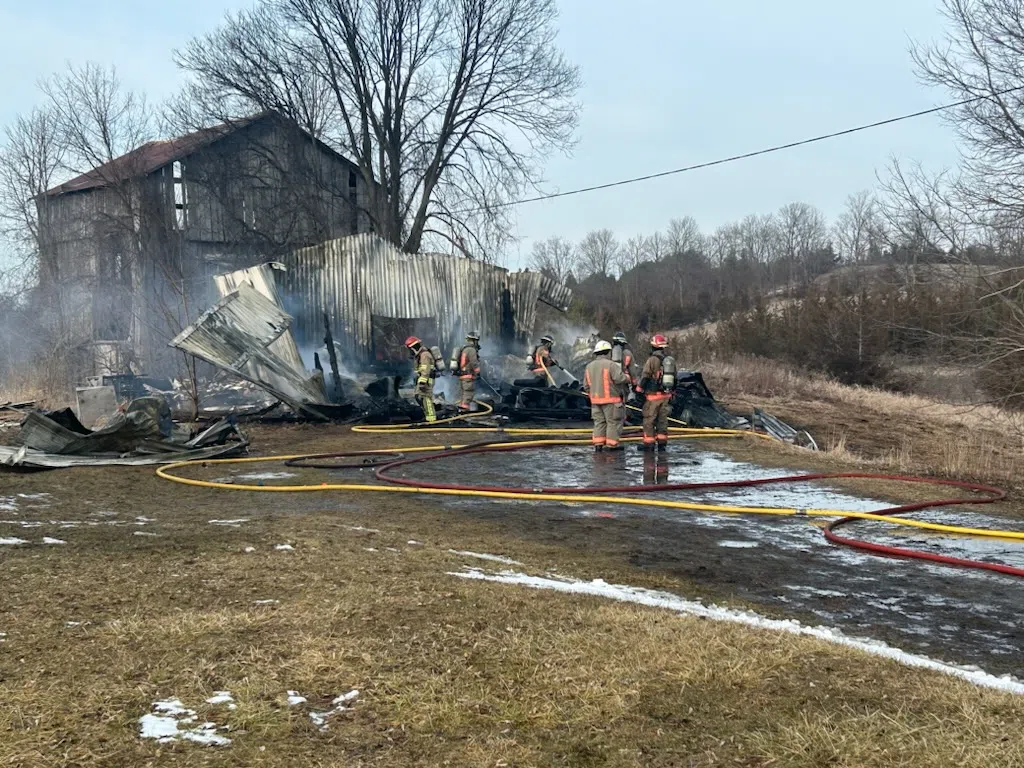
482, 86, 1024, 212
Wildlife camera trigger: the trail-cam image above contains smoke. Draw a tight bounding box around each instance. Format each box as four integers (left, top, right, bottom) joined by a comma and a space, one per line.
296, 341, 360, 381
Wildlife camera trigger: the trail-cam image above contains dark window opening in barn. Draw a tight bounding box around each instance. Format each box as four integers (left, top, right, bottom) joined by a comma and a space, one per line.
173, 161, 187, 231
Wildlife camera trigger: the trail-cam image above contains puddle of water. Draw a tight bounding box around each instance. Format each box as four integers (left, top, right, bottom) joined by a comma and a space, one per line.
400, 443, 1024, 676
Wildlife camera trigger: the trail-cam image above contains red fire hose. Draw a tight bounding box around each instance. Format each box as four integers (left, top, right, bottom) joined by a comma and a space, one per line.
370, 441, 1024, 578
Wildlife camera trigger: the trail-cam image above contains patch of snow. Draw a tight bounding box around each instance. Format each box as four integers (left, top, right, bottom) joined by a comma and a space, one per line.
333, 690, 359, 705
209, 519, 250, 527
139, 698, 231, 746
0, 537, 29, 545
450, 569, 1024, 696
785, 585, 848, 599
133, 531, 160, 537
345, 525, 381, 533
308, 690, 359, 731
717, 540, 759, 549
236, 471, 296, 481
139, 713, 180, 740
243, 546, 256, 553
18, 493, 51, 501
407, 540, 423, 546
385, 547, 401, 553
153, 698, 192, 717
274, 544, 295, 551
253, 599, 279, 605
179, 727, 232, 746
212, 471, 296, 483
0, 632, 6, 642
286, 691, 307, 706
448, 550, 522, 565
205, 691, 237, 710
363, 547, 378, 552
65, 621, 82, 627
42, 537, 66, 545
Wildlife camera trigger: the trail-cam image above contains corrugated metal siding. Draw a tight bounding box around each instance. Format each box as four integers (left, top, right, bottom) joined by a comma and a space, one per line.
169, 283, 328, 410
277, 234, 572, 364
213, 262, 306, 372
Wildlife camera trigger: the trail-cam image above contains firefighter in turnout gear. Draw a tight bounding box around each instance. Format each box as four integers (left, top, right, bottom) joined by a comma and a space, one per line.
583, 339, 630, 451
405, 336, 437, 422
455, 331, 481, 411
637, 334, 672, 451
611, 331, 636, 398
526, 334, 558, 386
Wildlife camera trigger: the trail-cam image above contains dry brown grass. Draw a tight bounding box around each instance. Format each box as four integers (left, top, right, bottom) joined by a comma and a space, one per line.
0, 361, 71, 409
1, 425, 1023, 767
704, 355, 1024, 485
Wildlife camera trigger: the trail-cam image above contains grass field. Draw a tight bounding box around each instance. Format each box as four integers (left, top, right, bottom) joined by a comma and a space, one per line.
1, 423, 1023, 767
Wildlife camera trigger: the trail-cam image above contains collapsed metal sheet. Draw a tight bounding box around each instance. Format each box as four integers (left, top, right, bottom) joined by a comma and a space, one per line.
168, 283, 331, 418
0, 441, 248, 469
212, 262, 306, 373
279, 233, 573, 365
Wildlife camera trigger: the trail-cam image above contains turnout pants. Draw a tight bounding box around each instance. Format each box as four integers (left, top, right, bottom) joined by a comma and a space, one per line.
591, 402, 624, 448
459, 377, 476, 410
642, 397, 670, 446
416, 378, 436, 422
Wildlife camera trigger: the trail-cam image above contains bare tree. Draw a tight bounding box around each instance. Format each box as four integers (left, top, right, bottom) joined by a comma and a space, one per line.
834, 191, 886, 265
912, 0, 1024, 223
528, 235, 575, 283
774, 202, 830, 288
665, 216, 703, 256
663, 216, 705, 307
617, 234, 654, 274
575, 228, 619, 278
0, 107, 66, 292
176, 0, 581, 257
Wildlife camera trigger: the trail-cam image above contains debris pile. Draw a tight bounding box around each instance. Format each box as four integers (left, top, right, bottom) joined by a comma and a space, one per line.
0, 397, 247, 470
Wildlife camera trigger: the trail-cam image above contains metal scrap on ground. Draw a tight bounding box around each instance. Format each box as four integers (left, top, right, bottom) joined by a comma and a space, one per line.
0, 397, 248, 470
169, 284, 347, 422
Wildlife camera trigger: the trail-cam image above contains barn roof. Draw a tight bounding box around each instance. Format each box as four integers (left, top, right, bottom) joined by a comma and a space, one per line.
42, 113, 355, 197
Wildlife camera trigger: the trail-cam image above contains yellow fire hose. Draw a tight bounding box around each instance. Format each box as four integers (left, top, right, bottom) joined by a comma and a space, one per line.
153, 361, 1024, 571
157, 426, 1024, 544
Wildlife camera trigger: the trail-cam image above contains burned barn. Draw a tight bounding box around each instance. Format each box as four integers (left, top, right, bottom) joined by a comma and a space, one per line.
36, 112, 375, 381
210, 233, 573, 373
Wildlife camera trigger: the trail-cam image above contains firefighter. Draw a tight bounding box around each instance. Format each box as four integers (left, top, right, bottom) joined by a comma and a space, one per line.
526, 334, 558, 386
636, 334, 672, 451
456, 330, 481, 411
611, 331, 636, 396
404, 336, 437, 422
583, 339, 630, 451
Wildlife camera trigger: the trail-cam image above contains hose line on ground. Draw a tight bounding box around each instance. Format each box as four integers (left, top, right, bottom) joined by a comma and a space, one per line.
156, 426, 1024, 578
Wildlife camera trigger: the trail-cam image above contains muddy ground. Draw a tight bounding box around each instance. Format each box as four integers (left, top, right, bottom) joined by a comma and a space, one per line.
4, 421, 1019, 683
380, 436, 1023, 679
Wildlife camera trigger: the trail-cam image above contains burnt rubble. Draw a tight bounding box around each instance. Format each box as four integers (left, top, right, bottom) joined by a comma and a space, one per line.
0, 397, 248, 470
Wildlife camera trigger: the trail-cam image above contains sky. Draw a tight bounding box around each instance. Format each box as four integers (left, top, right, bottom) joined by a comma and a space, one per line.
0, 0, 961, 268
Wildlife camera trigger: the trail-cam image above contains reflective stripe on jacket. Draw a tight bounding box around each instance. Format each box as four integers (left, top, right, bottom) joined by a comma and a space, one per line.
640, 352, 672, 401
415, 348, 435, 380
459, 345, 480, 380
584, 358, 629, 404
530, 344, 554, 372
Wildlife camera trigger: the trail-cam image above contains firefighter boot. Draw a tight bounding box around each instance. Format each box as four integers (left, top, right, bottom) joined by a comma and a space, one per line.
637, 442, 655, 453
657, 440, 668, 451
